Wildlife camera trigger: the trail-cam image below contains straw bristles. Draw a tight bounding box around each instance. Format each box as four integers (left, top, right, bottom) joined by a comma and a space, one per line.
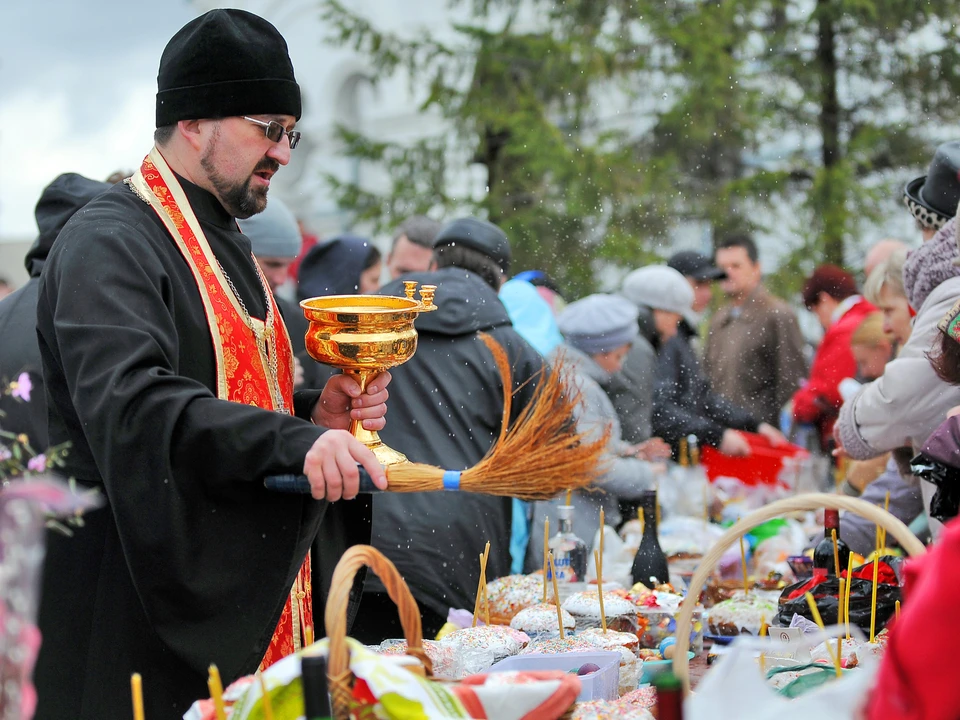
381, 334, 610, 500
463, 336, 610, 499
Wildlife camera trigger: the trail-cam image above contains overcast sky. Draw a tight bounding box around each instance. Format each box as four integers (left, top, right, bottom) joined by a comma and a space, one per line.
0, 0, 196, 239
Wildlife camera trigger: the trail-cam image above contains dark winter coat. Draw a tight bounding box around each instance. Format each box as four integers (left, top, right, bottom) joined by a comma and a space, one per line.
652, 322, 760, 450
365, 268, 544, 618
0, 173, 109, 449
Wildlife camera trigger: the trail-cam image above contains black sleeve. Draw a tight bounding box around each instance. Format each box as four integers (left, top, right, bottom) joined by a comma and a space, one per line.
38, 216, 325, 491
701, 389, 761, 433
651, 341, 726, 449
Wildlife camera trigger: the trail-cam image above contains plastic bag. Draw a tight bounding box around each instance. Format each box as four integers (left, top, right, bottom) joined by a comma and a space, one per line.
586, 525, 632, 587
659, 465, 710, 520
910, 454, 960, 522
686, 627, 877, 720
751, 519, 809, 582
776, 565, 900, 632
712, 476, 790, 524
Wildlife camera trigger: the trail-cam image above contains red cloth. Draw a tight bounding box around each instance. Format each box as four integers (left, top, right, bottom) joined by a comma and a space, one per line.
867, 517, 960, 720
792, 298, 875, 446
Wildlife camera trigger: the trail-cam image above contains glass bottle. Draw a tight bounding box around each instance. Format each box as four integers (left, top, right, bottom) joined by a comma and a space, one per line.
654, 670, 684, 720
631, 489, 670, 587
301, 655, 333, 720
548, 504, 588, 583
812, 509, 851, 578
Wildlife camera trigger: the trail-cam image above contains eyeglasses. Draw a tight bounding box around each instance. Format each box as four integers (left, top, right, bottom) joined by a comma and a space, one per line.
243, 116, 301, 149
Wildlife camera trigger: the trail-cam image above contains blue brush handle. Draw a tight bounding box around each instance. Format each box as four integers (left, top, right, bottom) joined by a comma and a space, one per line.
264, 467, 380, 494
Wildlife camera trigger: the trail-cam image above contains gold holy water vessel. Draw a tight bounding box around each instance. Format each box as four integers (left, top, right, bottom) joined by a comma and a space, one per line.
300, 281, 438, 465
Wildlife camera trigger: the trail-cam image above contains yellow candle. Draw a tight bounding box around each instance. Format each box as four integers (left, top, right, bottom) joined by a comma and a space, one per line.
845, 551, 855, 640
548, 552, 565, 639
869, 555, 880, 643
739, 537, 750, 595
598, 508, 606, 593
208, 665, 227, 720
804, 593, 841, 677
759, 616, 767, 675
831, 529, 840, 576
472, 552, 485, 627
542, 517, 550, 604
131, 673, 145, 720
258, 673, 275, 720
595, 550, 608, 634
482, 542, 491, 625
838, 578, 846, 633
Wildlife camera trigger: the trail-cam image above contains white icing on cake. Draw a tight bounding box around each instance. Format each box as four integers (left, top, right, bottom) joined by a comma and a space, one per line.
509, 603, 576, 634
562, 590, 637, 619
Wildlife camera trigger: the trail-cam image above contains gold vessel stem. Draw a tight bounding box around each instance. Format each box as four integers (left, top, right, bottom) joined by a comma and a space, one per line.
343, 369, 409, 466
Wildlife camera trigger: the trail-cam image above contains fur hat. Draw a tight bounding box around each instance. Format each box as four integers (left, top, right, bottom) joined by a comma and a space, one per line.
620, 265, 694, 315
433, 217, 511, 273
558, 294, 639, 355
668, 250, 726, 281
297, 235, 377, 298
156, 9, 301, 127
903, 140, 960, 232
238, 198, 301, 258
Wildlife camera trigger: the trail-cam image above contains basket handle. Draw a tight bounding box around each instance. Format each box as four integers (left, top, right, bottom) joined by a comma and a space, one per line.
324, 545, 433, 716
671, 492, 926, 694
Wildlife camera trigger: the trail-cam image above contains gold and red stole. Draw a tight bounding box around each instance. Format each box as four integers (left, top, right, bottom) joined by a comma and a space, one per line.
129, 147, 312, 670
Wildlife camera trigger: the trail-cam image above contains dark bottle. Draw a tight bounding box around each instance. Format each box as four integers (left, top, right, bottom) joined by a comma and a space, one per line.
631, 489, 670, 587
812, 509, 851, 577
302, 655, 333, 720
653, 670, 684, 720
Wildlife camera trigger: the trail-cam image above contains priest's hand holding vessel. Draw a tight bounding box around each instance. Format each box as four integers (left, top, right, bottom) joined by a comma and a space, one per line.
300, 281, 437, 466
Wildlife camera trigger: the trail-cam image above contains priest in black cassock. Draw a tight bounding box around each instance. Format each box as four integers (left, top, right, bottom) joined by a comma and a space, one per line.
32, 10, 389, 719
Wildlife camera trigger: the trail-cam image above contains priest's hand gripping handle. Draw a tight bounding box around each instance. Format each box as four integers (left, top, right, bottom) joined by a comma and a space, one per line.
264, 468, 380, 494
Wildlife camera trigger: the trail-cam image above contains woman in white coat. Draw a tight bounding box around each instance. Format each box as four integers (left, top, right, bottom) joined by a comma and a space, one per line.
835, 218, 960, 537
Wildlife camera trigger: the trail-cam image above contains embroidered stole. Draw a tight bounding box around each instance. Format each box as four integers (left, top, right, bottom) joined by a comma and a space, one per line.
130, 147, 312, 670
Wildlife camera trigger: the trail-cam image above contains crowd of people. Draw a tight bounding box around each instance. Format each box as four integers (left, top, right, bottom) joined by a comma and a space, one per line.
3, 7, 960, 719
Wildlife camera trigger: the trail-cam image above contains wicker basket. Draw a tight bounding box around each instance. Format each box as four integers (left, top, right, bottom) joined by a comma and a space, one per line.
671, 492, 927, 694
325, 545, 434, 718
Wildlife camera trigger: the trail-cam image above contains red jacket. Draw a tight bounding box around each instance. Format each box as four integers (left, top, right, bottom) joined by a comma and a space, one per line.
792, 297, 874, 446
868, 516, 960, 720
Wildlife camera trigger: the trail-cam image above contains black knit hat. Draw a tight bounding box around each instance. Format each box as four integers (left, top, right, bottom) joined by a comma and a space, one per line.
433, 217, 511, 273
155, 9, 301, 127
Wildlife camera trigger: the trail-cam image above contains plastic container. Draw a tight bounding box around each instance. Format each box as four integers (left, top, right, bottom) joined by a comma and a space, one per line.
637, 605, 704, 654
486, 650, 621, 701
700, 432, 809, 486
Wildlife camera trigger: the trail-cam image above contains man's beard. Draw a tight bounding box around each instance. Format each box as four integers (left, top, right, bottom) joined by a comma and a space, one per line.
200, 142, 279, 219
